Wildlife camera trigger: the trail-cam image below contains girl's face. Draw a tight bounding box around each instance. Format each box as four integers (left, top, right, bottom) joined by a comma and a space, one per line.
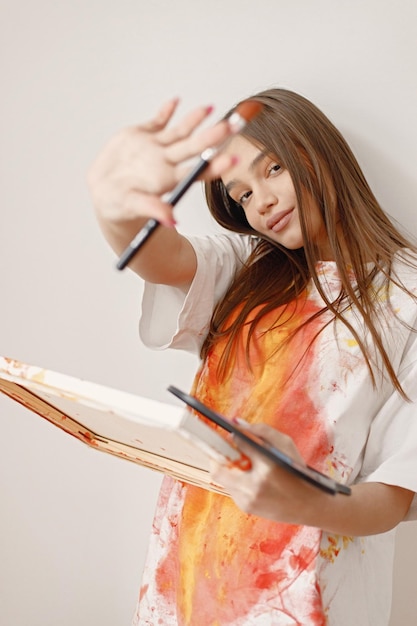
221, 136, 331, 258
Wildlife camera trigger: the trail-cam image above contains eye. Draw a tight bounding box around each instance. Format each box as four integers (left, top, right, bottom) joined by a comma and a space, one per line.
238, 190, 252, 206
267, 163, 281, 176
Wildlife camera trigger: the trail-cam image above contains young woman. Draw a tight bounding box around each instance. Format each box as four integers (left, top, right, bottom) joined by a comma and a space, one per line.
89, 89, 417, 626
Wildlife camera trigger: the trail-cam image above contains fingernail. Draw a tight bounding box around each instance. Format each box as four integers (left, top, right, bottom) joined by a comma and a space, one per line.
231, 416, 250, 427
161, 217, 177, 228
206, 105, 214, 115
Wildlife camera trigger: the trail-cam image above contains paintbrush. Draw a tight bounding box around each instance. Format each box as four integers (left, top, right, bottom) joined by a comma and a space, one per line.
116, 100, 263, 270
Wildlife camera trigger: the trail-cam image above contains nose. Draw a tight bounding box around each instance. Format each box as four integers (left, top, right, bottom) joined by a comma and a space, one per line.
255, 184, 278, 215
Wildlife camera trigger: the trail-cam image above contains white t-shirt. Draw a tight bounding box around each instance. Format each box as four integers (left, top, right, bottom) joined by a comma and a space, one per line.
136, 234, 417, 626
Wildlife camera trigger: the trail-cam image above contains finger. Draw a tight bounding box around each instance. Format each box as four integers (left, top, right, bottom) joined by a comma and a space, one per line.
240, 424, 307, 466
209, 460, 245, 493
174, 153, 238, 185
209, 459, 227, 488
202, 154, 238, 179
140, 98, 180, 132
157, 104, 215, 146
164, 119, 232, 164
124, 191, 176, 227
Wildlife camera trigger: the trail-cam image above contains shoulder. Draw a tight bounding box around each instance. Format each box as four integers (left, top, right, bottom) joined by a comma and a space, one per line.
371, 248, 417, 298
391, 248, 417, 287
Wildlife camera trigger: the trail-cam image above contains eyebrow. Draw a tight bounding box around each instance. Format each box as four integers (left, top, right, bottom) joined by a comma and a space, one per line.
224, 150, 268, 194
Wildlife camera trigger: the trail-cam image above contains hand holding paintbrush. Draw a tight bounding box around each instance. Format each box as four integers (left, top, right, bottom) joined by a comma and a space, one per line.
115, 100, 262, 269
88, 101, 234, 265
88, 98, 262, 272
114, 99, 262, 269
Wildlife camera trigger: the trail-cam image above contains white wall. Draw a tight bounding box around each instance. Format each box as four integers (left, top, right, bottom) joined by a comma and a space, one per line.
1, 1, 416, 624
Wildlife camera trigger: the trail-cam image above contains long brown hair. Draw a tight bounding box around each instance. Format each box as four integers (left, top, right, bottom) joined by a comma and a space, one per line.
203, 88, 417, 395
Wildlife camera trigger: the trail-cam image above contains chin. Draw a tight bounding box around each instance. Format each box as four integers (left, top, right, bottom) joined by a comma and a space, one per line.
276, 237, 304, 250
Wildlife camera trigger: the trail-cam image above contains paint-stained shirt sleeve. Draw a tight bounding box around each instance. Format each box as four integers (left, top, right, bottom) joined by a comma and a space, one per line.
359, 335, 417, 520
139, 233, 254, 355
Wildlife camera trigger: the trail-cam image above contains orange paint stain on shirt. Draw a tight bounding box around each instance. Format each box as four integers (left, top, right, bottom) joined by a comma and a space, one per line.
154, 294, 332, 625
320, 535, 353, 563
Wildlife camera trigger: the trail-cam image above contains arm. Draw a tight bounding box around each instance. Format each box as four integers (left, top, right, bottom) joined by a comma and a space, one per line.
210, 423, 414, 536
87, 99, 236, 287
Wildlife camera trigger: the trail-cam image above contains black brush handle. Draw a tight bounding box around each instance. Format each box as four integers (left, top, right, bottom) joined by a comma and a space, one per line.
116, 156, 209, 270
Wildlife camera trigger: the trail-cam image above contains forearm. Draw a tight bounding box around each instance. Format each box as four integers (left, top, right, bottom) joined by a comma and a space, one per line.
95, 210, 196, 285
302, 481, 414, 536
211, 425, 415, 537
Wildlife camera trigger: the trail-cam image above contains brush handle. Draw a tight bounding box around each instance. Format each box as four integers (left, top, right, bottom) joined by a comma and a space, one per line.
116, 218, 160, 270
116, 156, 209, 270
167, 154, 210, 206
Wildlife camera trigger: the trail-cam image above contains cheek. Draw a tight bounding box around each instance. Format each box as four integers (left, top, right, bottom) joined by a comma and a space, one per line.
242, 207, 260, 230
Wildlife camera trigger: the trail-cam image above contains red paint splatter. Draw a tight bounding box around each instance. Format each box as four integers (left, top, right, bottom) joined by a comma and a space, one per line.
152, 295, 330, 624
139, 584, 148, 601
77, 430, 99, 447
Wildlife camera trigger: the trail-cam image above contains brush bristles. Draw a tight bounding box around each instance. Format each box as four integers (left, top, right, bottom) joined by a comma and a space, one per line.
233, 100, 263, 122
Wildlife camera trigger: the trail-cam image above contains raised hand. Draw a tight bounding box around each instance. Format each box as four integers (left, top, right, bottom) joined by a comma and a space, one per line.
88, 98, 236, 228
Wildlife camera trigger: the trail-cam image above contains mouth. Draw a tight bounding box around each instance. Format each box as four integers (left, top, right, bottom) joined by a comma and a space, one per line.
266, 209, 294, 233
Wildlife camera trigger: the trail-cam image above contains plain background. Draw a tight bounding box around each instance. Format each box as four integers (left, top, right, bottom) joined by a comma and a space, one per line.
1, 1, 416, 624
